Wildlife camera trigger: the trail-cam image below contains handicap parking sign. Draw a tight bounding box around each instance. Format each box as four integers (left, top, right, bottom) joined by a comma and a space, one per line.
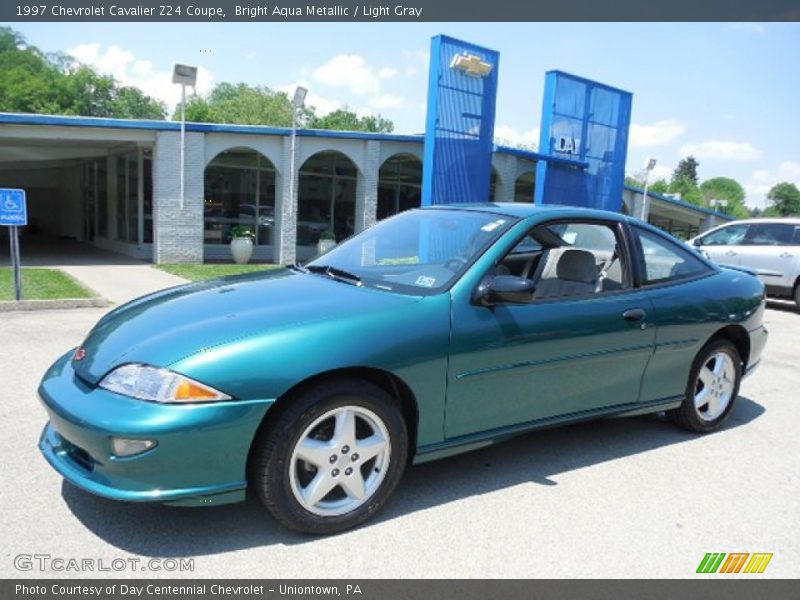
0, 188, 27, 226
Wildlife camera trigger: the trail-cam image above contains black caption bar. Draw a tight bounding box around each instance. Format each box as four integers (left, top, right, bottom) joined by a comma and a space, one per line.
2, 0, 800, 22
3, 580, 798, 600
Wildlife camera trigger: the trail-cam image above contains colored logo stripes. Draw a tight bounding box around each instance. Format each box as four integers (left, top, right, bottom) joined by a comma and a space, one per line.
697, 553, 773, 574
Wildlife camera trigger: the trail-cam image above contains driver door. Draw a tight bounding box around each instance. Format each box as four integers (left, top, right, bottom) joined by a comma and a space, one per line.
445, 220, 656, 439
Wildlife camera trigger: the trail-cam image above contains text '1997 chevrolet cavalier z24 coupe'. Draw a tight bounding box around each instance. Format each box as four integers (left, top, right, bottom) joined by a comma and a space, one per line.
39, 204, 768, 534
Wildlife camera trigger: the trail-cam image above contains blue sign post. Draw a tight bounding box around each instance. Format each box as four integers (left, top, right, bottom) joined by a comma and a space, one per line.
422, 35, 500, 206
535, 71, 632, 212
1, 188, 27, 301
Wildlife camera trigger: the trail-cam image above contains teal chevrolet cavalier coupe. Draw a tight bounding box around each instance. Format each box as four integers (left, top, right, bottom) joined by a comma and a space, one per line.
39, 204, 768, 534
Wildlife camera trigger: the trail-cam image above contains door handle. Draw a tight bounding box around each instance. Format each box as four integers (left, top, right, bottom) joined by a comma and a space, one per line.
780, 252, 794, 258
622, 308, 646, 322
725, 250, 738, 256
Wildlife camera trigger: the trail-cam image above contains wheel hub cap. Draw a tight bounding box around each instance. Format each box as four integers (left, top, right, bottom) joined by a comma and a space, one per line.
694, 351, 736, 422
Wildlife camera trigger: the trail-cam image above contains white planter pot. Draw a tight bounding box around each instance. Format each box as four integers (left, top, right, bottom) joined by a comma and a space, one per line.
230, 237, 254, 264
316, 239, 337, 256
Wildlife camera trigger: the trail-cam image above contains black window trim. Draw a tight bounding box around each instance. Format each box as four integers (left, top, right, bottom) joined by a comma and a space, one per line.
630, 222, 718, 289
474, 216, 640, 306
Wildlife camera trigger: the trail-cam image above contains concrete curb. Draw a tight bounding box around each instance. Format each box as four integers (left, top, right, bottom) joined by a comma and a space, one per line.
0, 297, 110, 312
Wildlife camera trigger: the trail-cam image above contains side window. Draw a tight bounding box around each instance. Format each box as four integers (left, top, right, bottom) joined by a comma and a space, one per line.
497, 221, 629, 300
699, 223, 749, 246
637, 227, 712, 285
745, 223, 796, 246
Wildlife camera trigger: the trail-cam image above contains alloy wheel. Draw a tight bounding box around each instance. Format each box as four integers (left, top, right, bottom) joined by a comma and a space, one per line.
693, 351, 736, 422
289, 405, 391, 517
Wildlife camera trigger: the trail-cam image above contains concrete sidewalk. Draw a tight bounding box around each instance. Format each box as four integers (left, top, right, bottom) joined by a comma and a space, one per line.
1, 236, 189, 304
59, 264, 188, 305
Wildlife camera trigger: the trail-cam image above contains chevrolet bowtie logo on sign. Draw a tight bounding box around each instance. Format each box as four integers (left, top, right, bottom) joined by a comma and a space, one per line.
450, 53, 493, 77
696, 552, 773, 574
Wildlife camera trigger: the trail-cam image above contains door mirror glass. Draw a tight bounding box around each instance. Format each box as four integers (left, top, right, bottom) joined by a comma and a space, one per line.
482, 275, 536, 305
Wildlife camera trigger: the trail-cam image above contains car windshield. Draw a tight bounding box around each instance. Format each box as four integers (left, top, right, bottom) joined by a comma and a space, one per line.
305, 208, 515, 295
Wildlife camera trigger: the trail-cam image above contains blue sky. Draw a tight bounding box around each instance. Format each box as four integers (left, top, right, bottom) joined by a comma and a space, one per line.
12, 22, 800, 208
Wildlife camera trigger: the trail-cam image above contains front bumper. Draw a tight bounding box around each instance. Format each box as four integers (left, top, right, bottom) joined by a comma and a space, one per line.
38, 351, 274, 506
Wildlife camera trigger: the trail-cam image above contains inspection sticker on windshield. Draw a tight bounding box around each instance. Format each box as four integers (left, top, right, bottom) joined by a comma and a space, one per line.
481, 219, 506, 232
415, 275, 436, 288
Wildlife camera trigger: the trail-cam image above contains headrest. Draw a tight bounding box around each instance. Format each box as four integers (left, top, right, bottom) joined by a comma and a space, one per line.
556, 249, 597, 284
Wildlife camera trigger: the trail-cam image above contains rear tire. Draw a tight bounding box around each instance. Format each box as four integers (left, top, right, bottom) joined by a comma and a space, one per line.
669, 338, 742, 433
250, 378, 408, 535
794, 281, 800, 312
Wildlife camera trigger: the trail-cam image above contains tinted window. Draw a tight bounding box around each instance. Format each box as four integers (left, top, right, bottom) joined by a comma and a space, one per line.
637, 228, 711, 285
745, 223, 798, 246
699, 223, 749, 246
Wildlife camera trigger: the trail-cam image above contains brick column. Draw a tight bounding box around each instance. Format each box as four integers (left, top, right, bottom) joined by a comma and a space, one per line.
152, 130, 204, 264
355, 140, 380, 232
276, 135, 297, 265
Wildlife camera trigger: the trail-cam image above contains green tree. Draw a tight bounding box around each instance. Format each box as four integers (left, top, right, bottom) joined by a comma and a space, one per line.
765, 182, 800, 216
181, 82, 394, 133
672, 156, 700, 186
668, 174, 704, 206
0, 27, 165, 119
700, 177, 749, 219
649, 179, 669, 195
310, 109, 394, 133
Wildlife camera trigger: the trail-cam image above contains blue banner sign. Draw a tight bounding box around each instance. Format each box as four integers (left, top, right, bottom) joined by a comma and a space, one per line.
0, 188, 27, 226
535, 71, 632, 212
422, 35, 499, 206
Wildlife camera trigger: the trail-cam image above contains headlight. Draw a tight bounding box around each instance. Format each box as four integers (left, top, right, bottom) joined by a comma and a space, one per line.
98, 364, 231, 403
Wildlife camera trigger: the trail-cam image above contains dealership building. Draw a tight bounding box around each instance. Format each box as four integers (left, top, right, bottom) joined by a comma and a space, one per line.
0, 111, 731, 265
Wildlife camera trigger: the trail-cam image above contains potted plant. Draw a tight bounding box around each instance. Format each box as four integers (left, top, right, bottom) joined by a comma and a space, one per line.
229, 225, 255, 264
316, 229, 337, 256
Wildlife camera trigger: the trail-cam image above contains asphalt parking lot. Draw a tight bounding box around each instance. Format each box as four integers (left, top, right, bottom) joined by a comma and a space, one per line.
1, 302, 798, 578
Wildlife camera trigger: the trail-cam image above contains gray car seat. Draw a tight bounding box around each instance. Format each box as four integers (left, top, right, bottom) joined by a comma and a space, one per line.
534, 249, 598, 299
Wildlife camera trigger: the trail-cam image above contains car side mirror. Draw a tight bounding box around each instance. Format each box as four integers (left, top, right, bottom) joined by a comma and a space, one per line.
692, 238, 702, 247
479, 275, 536, 306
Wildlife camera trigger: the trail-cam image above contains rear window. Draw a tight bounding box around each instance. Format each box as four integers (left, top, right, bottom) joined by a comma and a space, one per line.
636, 227, 712, 285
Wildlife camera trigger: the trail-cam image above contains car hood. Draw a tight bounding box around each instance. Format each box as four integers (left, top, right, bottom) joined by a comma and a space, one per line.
72, 268, 421, 385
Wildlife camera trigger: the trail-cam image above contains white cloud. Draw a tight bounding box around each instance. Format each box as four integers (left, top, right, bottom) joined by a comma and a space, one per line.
313, 54, 382, 96
378, 67, 398, 80
679, 140, 762, 161
68, 43, 213, 112
494, 125, 540, 150
629, 119, 685, 148
648, 163, 673, 182
745, 161, 800, 208
370, 93, 405, 109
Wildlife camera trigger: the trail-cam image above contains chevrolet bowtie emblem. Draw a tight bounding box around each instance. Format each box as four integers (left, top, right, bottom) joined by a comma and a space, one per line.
450, 53, 493, 78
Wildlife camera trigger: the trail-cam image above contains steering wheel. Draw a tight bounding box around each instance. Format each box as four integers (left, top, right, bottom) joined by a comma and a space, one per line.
443, 256, 468, 272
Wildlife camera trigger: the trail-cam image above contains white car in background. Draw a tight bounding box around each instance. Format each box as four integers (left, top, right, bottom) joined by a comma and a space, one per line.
690, 218, 800, 309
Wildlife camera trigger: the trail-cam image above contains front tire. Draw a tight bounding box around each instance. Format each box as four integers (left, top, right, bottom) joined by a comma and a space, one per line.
669, 338, 742, 433
250, 379, 408, 534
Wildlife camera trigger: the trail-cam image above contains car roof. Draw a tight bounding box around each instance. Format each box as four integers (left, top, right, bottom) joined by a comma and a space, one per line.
706, 217, 800, 225
421, 202, 629, 222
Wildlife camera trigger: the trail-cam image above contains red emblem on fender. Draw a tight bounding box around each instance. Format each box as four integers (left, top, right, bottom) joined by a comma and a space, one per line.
73, 348, 86, 361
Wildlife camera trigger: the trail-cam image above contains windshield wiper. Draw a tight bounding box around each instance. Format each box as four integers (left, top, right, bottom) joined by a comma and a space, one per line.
306, 264, 363, 286
289, 262, 309, 273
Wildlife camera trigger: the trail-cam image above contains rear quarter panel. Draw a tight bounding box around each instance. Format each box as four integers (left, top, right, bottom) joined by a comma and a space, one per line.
639, 268, 766, 404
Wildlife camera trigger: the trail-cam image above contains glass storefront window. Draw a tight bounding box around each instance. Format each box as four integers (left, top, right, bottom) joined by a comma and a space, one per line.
204, 148, 276, 246
514, 171, 536, 203
377, 153, 422, 221
297, 151, 358, 245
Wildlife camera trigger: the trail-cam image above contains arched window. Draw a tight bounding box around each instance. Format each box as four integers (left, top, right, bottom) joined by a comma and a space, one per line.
378, 153, 423, 220
514, 171, 536, 203
204, 148, 276, 247
296, 151, 358, 255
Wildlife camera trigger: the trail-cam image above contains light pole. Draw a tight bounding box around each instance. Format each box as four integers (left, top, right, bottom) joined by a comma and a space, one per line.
289, 86, 307, 222
640, 158, 657, 221
172, 64, 198, 211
